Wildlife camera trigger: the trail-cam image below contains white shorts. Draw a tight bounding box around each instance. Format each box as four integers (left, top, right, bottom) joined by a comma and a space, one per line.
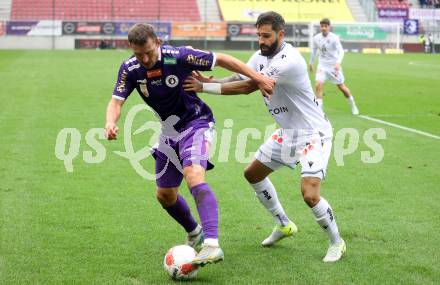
255, 128, 333, 180
316, 64, 345, 85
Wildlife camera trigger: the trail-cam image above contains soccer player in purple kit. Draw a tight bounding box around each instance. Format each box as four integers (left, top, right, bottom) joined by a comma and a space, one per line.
104, 23, 274, 266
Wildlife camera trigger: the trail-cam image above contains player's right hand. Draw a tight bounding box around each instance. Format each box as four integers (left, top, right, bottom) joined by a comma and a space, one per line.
183, 76, 203, 92
105, 123, 119, 140
191, 71, 214, 83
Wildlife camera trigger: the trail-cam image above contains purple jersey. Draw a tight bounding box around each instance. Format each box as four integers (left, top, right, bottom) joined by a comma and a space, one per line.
112, 45, 216, 132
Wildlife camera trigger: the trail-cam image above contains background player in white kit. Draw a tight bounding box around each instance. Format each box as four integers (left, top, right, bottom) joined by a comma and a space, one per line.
309, 18, 359, 115
184, 11, 346, 262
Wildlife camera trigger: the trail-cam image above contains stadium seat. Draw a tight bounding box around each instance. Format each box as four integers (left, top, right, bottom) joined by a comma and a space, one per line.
11, 0, 200, 21
375, 0, 411, 9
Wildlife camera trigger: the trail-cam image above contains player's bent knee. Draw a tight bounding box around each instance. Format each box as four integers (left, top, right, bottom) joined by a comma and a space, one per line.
243, 165, 264, 184
302, 192, 320, 208
301, 177, 321, 207
243, 167, 255, 183
243, 159, 273, 184
183, 165, 206, 189
156, 188, 178, 207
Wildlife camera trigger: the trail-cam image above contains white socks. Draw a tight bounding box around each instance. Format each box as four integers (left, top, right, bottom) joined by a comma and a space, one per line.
250, 178, 290, 226
347, 96, 356, 107
204, 238, 219, 247
311, 197, 342, 245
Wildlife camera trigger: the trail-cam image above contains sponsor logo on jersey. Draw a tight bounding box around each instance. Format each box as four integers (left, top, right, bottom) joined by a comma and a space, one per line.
269, 106, 288, 115
259, 64, 264, 71
164, 57, 177, 65
147, 69, 162, 78
151, 79, 162, 86
186, 54, 210, 67
116, 69, 128, 92
165, 75, 179, 88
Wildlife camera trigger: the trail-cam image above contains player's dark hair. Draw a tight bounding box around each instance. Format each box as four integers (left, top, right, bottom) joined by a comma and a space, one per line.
255, 11, 285, 32
320, 18, 331, 26
128, 23, 157, 46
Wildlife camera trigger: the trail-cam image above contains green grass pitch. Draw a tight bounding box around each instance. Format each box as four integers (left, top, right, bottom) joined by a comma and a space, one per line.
0, 49, 439, 284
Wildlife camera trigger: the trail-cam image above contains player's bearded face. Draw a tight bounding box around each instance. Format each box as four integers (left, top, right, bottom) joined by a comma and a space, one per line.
257, 26, 281, 57
260, 37, 278, 56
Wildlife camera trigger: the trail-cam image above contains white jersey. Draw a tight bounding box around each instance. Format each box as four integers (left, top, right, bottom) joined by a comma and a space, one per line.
310, 32, 344, 67
242, 42, 331, 133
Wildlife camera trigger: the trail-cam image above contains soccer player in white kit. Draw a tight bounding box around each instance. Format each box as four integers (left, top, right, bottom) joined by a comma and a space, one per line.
184, 12, 346, 262
309, 18, 359, 115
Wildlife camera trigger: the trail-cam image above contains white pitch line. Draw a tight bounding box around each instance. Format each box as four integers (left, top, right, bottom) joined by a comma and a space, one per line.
364, 114, 437, 118
408, 61, 440, 68
358, 115, 440, 140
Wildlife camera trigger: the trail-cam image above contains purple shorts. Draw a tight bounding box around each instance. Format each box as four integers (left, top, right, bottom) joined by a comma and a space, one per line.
152, 125, 214, 188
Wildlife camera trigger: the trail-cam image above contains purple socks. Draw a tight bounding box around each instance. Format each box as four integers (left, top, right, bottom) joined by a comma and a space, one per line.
164, 194, 198, 233
190, 183, 219, 239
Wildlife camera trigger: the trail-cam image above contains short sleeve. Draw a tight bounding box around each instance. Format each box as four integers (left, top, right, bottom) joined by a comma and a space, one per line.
238, 51, 259, 80
177, 46, 216, 71
112, 63, 135, 101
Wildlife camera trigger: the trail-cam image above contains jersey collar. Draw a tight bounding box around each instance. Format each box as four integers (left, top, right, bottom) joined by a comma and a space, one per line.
268, 41, 286, 59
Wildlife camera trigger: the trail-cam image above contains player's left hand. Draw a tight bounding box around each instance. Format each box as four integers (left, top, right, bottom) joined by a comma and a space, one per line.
255, 74, 275, 98
334, 63, 341, 72
191, 71, 214, 83
183, 76, 203, 92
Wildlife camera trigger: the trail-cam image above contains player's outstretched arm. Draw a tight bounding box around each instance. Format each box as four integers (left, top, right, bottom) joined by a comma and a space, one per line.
105, 98, 124, 140
184, 76, 258, 96
220, 79, 259, 95
215, 53, 274, 97
191, 71, 243, 84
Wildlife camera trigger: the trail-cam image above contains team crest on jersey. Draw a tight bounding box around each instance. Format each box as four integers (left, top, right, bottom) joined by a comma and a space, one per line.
165, 75, 179, 88
265, 66, 279, 77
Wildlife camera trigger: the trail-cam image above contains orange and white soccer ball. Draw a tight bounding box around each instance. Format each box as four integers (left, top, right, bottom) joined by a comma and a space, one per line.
163, 245, 199, 280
